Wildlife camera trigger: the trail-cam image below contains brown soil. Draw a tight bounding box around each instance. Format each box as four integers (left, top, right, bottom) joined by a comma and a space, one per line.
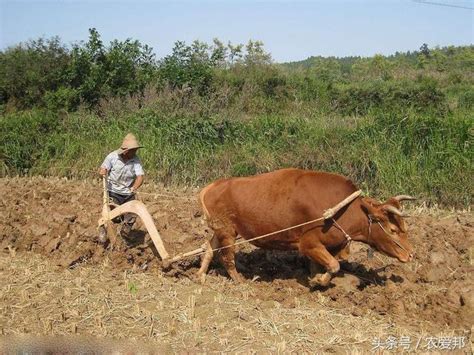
1, 176, 473, 352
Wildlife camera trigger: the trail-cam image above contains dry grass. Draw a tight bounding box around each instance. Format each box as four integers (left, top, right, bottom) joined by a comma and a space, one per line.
0, 251, 427, 353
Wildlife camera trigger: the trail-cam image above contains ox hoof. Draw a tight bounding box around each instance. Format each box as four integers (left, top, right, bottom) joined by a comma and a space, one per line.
194, 272, 207, 285
230, 274, 246, 284
308, 274, 331, 288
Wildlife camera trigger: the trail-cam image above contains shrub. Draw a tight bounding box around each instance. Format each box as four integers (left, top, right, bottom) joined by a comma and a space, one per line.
0, 37, 70, 109
458, 89, 474, 109
330, 80, 447, 115
0, 110, 58, 172
44, 87, 80, 111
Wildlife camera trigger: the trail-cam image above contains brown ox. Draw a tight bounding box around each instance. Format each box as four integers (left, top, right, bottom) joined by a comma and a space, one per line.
197, 168, 415, 287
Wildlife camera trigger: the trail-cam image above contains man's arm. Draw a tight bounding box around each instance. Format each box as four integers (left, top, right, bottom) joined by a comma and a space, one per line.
100, 152, 114, 177
130, 160, 145, 193
130, 175, 144, 192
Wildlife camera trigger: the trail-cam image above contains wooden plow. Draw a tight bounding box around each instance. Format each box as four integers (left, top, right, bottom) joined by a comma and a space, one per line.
98, 177, 169, 260
98, 175, 361, 267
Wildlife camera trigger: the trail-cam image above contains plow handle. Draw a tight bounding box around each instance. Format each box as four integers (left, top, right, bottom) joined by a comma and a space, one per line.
102, 176, 109, 207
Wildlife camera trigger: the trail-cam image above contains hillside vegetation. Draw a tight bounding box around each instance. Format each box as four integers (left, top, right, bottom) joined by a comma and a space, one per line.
1, 29, 472, 206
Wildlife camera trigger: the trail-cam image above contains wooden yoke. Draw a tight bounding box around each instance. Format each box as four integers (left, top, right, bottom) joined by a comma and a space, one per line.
323, 190, 362, 219
98, 177, 169, 261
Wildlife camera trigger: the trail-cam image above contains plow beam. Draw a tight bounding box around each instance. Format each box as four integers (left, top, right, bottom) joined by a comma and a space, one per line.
98, 200, 169, 260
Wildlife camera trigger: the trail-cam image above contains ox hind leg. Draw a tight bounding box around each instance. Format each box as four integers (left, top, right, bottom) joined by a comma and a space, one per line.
204, 223, 244, 283
217, 229, 245, 283
196, 235, 219, 284
300, 232, 340, 288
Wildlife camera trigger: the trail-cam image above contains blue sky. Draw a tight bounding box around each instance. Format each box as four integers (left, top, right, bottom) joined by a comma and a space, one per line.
1, 0, 472, 62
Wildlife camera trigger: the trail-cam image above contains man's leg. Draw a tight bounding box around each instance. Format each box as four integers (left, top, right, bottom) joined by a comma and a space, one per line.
108, 191, 125, 223
118, 193, 137, 237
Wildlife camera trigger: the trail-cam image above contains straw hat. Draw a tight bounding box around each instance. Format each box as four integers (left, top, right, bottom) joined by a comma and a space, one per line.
117, 133, 143, 154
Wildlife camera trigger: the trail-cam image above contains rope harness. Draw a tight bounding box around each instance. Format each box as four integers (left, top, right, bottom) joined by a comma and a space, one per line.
330, 218, 352, 245
368, 215, 411, 257
191, 206, 410, 264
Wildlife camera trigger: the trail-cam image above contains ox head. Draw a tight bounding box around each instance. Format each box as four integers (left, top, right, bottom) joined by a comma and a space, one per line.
360, 195, 416, 262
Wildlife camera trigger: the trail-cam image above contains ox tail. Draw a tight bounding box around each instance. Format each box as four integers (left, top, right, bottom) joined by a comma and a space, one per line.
199, 183, 215, 220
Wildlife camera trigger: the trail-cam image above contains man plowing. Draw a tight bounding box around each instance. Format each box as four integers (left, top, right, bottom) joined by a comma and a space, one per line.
98, 133, 145, 242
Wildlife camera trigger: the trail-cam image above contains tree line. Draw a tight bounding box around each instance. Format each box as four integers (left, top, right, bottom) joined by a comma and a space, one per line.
1, 28, 473, 114
1, 30, 472, 206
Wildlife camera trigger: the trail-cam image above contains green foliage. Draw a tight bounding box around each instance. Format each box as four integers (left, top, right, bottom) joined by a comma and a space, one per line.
157, 40, 215, 94
1, 108, 471, 206
67, 28, 156, 107
156, 39, 273, 96
0, 110, 59, 172
458, 89, 474, 109
1, 36, 473, 207
330, 80, 447, 115
44, 87, 80, 111
128, 282, 138, 295
0, 29, 157, 110
0, 37, 70, 109
243, 40, 272, 66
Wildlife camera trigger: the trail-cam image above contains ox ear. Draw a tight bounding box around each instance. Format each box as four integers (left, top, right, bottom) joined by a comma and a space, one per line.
360, 197, 386, 222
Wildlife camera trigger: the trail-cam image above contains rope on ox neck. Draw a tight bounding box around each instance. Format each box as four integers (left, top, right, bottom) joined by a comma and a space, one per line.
331, 218, 352, 245
368, 215, 411, 257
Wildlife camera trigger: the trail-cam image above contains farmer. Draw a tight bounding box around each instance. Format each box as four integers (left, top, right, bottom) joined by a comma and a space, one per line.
99, 133, 145, 239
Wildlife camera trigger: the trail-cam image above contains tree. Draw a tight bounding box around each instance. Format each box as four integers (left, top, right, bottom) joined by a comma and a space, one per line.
0, 37, 70, 108
158, 40, 214, 94
227, 42, 243, 66
244, 40, 272, 66
67, 28, 157, 107
419, 43, 430, 57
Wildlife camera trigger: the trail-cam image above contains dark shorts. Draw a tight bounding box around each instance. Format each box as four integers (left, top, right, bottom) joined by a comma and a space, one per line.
108, 191, 136, 205
108, 191, 136, 225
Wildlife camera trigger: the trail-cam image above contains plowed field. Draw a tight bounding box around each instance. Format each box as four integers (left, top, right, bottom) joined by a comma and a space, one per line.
1, 177, 472, 353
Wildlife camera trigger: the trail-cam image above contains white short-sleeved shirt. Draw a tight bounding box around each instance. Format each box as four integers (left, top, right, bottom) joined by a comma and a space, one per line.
101, 150, 144, 195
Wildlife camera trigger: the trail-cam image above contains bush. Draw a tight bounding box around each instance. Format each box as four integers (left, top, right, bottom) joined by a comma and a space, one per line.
458, 89, 474, 109
44, 87, 80, 111
0, 37, 70, 109
330, 80, 447, 115
0, 110, 58, 172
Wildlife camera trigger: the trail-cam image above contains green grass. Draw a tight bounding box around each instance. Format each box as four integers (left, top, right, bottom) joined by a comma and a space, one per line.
1, 106, 472, 207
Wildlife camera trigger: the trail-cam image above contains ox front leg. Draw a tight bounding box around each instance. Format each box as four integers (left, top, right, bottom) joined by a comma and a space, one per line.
302, 244, 340, 288
333, 243, 356, 272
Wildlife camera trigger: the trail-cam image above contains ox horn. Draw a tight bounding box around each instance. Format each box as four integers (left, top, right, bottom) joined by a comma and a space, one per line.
393, 195, 417, 202
383, 205, 409, 217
